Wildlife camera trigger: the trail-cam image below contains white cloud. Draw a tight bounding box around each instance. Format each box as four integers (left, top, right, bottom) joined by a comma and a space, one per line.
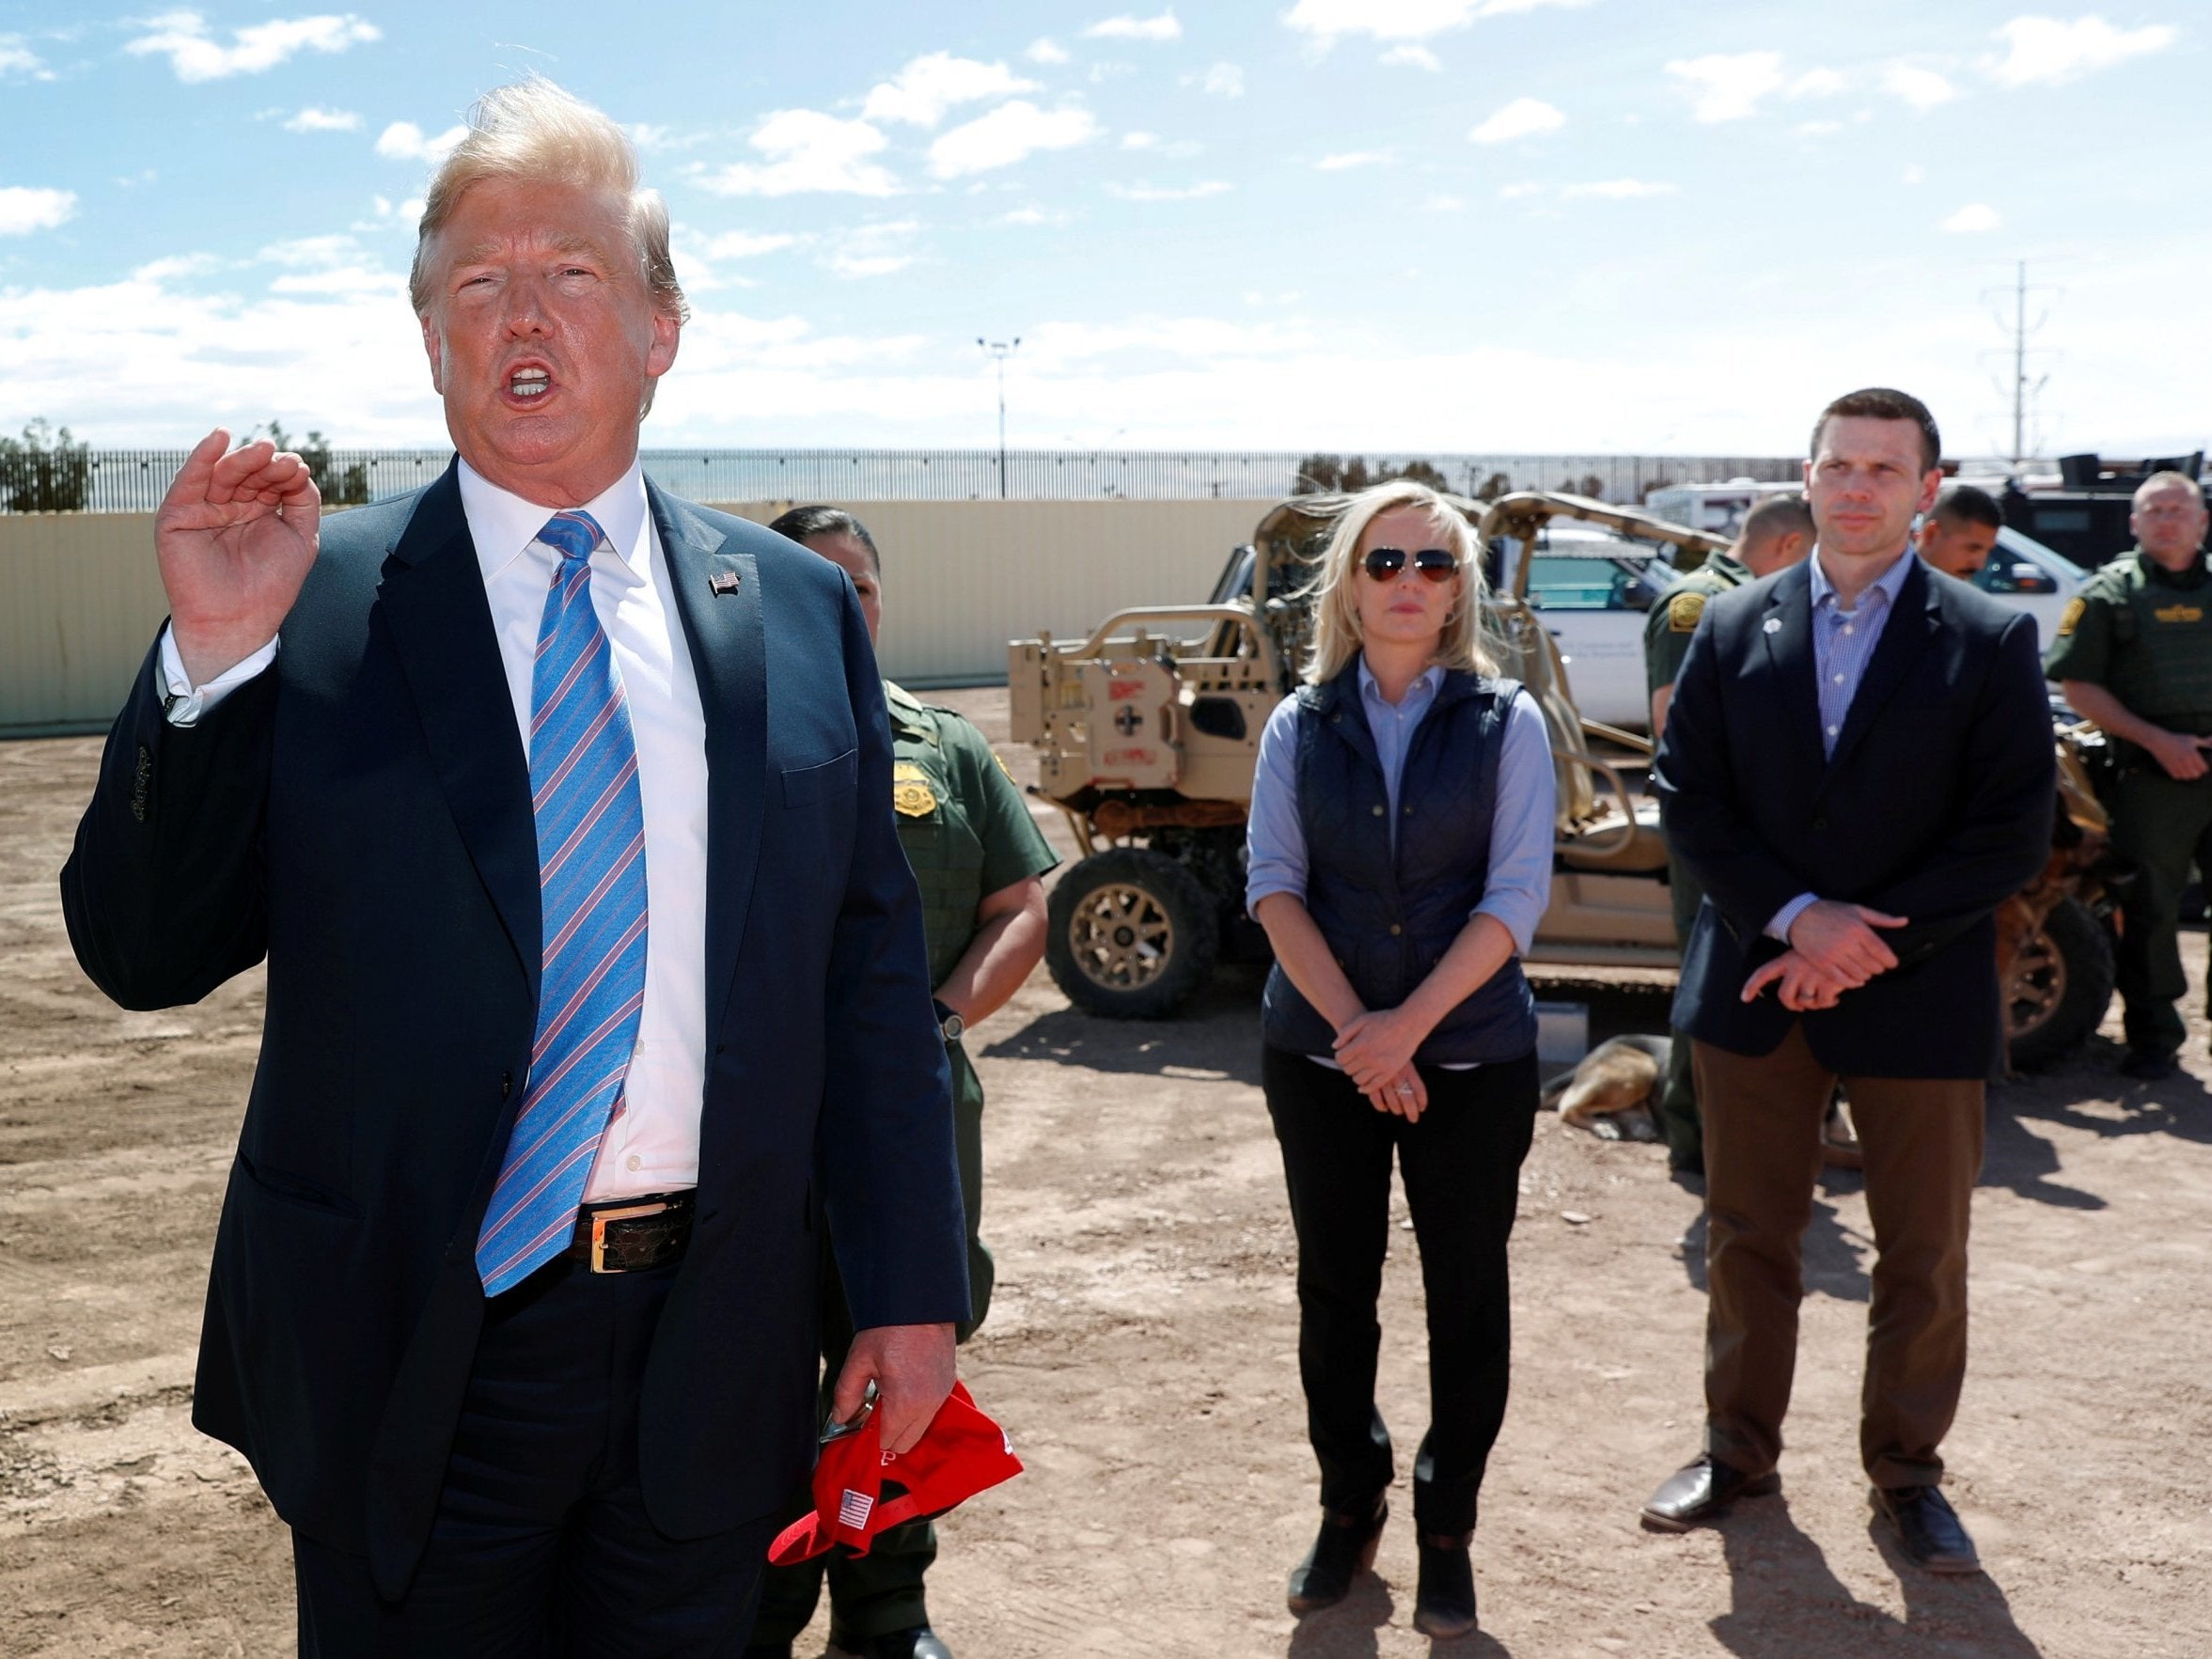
862, 53, 1039, 127
351, 194, 423, 232
1105, 180, 1232, 200
1084, 11, 1182, 40
1667, 51, 1786, 122
704, 231, 802, 259
1795, 118, 1844, 136
696, 110, 898, 197
1984, 14, 2174, 86
375, 121, 467, 165
1, 35, 49, 78
133, 253, 224, 282
824, 221, 922, 280
1425, 192, 1466, 211
1790, 67, 1846, 97
1468, 96, 1564, 144
1200, 63, 1246, 97
1561, 179, 1678, 200
1316, 149, 1394, 170
1122, 132, 1204, 156
260, 233, 363, 268
1000, 205, 1074, 226
1027, 38, 1071, 64
0, 186, 76, 235
1882, 64, 1959, 110
1382, 44, 1443, 70
1283, 0, 1586, 42
1498, 180, 1544, 199
125, 10, 380, 83
1903, 163, 1925, 185
1942, 202, 2001, 233
270, 265, 405, 297
928, 102, 1103, 180
284, 105, 360, 133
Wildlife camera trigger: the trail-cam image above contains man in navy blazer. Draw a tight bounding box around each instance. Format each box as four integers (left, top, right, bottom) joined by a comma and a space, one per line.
60, 79, 967, 1652
1639, 389, 2053, 1575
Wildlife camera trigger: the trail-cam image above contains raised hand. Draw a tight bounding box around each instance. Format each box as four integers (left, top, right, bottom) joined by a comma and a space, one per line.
156, 428, 321, 686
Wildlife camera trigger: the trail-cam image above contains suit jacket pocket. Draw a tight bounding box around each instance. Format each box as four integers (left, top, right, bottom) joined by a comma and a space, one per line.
781, 746, 858, 807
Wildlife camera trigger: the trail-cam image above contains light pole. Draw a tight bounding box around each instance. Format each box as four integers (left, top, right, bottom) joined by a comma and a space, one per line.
978, 336, 1020, 498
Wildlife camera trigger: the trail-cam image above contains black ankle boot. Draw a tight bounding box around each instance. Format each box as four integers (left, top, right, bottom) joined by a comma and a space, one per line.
1412, 1530, 1477, 1638
1286, 1496, 1387, 1614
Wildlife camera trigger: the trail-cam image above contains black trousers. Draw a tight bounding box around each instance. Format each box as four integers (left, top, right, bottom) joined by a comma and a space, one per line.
1263, 1045, 1538, 1536
292, 1256, 777, 1658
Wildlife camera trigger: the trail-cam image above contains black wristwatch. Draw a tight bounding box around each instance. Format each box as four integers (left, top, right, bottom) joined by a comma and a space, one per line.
933, 998, 965, 1043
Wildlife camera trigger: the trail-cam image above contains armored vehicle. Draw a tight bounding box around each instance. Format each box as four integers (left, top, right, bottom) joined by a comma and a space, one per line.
1007, 491, 2117, 1067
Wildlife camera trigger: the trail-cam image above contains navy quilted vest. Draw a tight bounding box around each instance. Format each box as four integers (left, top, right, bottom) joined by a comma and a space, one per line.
1260, 665, 1539, 1064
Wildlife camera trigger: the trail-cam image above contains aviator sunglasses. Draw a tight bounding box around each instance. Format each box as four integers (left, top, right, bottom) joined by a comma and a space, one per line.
1361, 545, 1460, 585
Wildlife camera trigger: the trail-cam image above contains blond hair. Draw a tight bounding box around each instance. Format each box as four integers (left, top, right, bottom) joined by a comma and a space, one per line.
1300, 479, 1498, 683
408, 76, 687, 327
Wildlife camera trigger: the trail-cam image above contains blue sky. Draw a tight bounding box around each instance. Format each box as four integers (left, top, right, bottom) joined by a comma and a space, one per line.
1, 2, 2203, 458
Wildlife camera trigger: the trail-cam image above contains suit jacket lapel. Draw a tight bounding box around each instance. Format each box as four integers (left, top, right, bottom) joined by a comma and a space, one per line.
1822, 559, 1937, 789
377, 463, 540, 1000
1760, 563, 1826, 792
652, 483, 762, 1041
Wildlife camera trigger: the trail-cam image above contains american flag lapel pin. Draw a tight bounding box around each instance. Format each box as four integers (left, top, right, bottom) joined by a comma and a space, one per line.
709, 569, 742, 597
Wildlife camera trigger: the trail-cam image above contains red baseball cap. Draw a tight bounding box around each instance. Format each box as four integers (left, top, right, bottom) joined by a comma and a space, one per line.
768, 1382, 1022, 1565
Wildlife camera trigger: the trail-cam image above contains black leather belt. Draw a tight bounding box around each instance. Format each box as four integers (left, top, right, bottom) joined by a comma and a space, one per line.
565, 1190, 696, 1273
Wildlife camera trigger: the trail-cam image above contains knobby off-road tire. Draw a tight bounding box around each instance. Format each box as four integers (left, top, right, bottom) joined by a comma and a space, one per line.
2005, 897, 2117, 1070
1046, 847, 1221, 1020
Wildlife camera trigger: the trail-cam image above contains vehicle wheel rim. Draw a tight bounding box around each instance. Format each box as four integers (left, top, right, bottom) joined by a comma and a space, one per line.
1067, 882, 1174, 990
2003, 926, 2065, 1039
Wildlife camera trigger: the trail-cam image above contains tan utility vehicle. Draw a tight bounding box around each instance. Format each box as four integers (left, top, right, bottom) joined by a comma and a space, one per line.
1007, 491, 2117, 1067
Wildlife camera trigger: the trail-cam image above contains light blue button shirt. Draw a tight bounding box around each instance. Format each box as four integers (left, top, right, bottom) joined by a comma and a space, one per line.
1767, 546, 1920, 940
1245, 658, 1555, 956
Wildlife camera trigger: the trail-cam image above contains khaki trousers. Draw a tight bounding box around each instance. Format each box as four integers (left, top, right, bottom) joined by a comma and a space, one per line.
1695, 1026, 1984, 1489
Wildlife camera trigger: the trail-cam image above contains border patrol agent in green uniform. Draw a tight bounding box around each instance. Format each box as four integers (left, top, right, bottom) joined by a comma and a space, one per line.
751, 509, 1059, 1659
1642, 497, 1814, 1172
2045, 472, 2212, 1078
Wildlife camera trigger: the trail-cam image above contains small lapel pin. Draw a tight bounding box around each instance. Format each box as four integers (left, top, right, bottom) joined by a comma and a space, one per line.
709, 570, 742, 597
1763, 617, 1782, 634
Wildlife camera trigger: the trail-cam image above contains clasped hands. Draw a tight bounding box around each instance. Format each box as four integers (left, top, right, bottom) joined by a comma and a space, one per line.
1333, 1007, 1430, 1120
1740, 899, 1907, 1010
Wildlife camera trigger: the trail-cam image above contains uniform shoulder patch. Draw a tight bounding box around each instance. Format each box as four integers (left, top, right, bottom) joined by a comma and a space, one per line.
2057, 596, 2086, 637
1668, 590, 1707, 634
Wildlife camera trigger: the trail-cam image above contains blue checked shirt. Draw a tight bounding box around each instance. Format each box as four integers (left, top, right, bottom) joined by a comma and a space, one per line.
1766, 547, 1921, 941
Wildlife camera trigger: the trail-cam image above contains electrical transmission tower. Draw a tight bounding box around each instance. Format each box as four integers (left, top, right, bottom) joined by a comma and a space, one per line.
1984, 260, 2057, 472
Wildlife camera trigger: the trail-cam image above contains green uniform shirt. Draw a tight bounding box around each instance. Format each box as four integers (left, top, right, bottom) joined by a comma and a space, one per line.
1644, 551, 1752, 700
2044, 549, 2212, 737
885, 681, 1059, 988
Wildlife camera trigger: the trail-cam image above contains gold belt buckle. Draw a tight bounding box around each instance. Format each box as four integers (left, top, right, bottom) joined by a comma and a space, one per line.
588, 1199, 670, 1273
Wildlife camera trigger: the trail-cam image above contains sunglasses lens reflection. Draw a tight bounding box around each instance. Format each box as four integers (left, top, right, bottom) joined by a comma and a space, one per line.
1363, 546, 1458, 584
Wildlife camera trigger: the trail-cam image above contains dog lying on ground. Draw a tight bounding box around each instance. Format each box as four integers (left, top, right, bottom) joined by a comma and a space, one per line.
1544, 1034, 1670, 1142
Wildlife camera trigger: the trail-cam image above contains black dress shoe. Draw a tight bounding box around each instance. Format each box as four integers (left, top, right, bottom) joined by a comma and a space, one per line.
1874, 1484, 1982, 1574
2121, 1046, 2178, 1080
1640, 1453, 1780, 1532
1411, 1530, 1478, 1639
1286, 1496, 1387, 1614
827, 1626, 952, 1659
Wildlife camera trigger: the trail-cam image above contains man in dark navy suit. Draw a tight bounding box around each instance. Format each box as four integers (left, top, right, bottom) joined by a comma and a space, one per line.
1639, 388, 2053, 1575
60, 78, 967, 1653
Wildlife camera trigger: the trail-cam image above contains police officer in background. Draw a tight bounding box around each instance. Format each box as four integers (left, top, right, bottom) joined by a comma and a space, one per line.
1643, 494, 1815, 1174
2046, 471, 2212, 1080
750, 507, 1059, 1659
1915, 484, 2004, 583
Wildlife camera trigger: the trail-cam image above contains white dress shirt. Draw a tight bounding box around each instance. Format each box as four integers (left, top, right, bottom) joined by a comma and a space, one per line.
161, 458, 711, 1202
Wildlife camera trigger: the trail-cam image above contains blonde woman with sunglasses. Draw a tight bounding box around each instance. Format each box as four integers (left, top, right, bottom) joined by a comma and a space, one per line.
1246, 479, 1555, 1639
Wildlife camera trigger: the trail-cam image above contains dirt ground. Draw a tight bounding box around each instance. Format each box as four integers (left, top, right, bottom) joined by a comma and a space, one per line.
4, 687, 2209, 1659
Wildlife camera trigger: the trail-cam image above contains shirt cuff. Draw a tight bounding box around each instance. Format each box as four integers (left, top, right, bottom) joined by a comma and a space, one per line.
1471, 899, 1539, 959
1766, 892, 1819, 944
159, 626, 278, 728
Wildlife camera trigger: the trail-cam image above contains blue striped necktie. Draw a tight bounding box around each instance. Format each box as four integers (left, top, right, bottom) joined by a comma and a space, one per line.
477, 509, 651, 1296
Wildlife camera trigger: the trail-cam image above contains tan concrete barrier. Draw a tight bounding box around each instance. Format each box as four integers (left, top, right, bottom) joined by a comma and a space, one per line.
2, 497, 1270, 734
